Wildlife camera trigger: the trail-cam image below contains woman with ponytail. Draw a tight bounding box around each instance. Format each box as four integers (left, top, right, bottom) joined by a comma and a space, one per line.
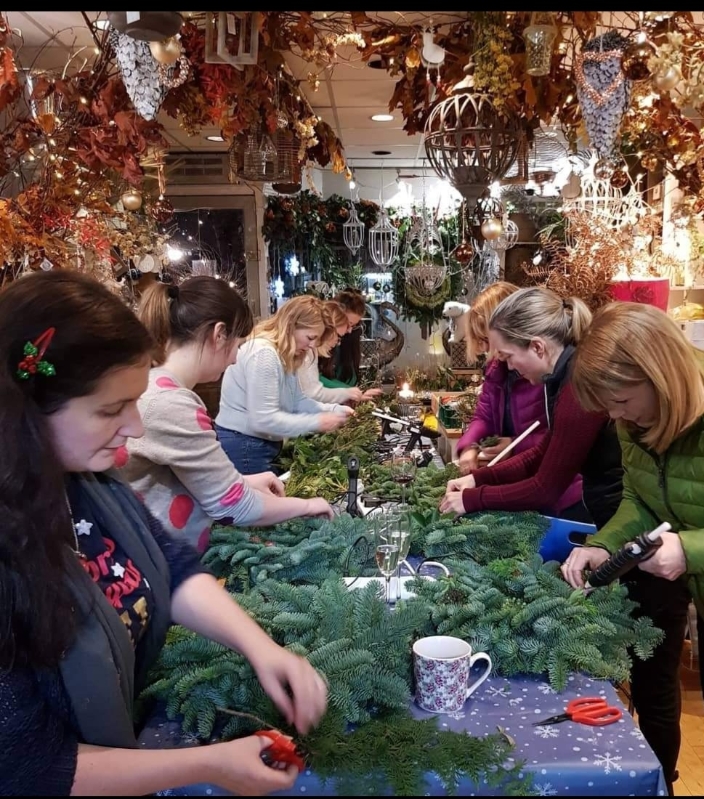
123, 277, 334, 552
0, 271, 327, 796
440, 287, 623, 526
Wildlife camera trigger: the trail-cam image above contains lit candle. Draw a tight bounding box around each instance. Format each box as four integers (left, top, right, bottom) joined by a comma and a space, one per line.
398, 382, 415, 399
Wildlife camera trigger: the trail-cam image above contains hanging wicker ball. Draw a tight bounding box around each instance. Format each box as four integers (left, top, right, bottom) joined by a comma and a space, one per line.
424, 89, 526, 204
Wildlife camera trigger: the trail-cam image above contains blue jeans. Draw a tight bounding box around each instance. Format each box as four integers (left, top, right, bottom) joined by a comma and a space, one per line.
215, 425, 283, 475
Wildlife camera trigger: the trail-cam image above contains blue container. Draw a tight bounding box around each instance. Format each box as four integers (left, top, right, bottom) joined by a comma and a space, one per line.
539, 515, 597, 564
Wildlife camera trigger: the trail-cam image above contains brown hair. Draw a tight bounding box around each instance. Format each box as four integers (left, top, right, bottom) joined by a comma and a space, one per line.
335, 287, 366, 317
319, 301, 349, 358
465, 281, 518, 363
255, 295, 326, 372
138, 276, 253, 364
489, 286, 592, 348
572, 301, 704, 453
0, 270, 154, 669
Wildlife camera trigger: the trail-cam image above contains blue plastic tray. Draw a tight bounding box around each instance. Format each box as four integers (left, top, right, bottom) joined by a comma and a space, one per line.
539, 515, 597, 564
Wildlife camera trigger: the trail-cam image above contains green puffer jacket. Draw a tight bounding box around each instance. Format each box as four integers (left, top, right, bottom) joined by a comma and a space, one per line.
588, 414, 704, 614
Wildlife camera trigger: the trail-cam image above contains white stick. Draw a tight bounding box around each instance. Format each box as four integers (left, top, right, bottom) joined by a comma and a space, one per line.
485, 420, 541, 468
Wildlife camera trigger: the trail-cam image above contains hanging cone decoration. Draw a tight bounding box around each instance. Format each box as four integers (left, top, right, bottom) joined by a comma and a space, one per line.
109, 29, 167, 121
574, 31, 631, 159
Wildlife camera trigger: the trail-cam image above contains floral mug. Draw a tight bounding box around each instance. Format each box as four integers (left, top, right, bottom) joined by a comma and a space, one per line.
413, 635, 493, 714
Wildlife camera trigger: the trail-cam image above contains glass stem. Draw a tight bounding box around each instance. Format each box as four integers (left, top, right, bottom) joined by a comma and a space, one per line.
385, 575, 391, 604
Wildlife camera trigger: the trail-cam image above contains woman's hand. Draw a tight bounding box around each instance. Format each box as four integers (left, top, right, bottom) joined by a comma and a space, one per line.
318, 412, 349, 432
362, 388, 383, 400
439, 490, 467, 516
477, 437, 513, 463
206, 735, 299, 795
561, 547, 610, 589
246, 472, 285, 497
249, 645, 328, 735
446, 474, 476, 493
305, 498, 335, 520
345, 387, 364, 403
638, 531, 687, 580
458, 448, 478, 475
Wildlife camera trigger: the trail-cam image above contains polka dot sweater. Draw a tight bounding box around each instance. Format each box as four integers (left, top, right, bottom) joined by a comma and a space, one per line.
121, 368, 263, 550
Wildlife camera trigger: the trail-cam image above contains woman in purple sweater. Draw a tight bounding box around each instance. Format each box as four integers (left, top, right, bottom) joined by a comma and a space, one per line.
455, 282, 585, 520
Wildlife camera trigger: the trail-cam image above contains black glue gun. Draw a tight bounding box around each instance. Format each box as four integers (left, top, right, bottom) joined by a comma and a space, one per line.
585, 522, 671, 590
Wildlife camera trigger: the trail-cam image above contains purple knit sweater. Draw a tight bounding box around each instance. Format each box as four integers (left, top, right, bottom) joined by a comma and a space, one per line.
456, 359, 582, 514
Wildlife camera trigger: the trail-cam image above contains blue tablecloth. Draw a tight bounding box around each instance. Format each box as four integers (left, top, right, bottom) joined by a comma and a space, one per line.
140, 672, 667, 797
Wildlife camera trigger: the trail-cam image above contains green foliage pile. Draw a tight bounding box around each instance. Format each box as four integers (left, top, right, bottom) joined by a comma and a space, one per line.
365, 462, 460, 512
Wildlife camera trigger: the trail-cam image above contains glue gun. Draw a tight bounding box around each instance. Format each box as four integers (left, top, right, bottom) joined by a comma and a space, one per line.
585, 522, 671, 589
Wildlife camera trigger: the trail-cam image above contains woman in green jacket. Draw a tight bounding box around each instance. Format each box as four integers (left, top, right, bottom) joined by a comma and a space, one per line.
562, 301, 704, 796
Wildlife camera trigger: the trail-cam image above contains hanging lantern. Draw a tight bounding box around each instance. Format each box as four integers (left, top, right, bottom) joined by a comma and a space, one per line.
343, 202, 365, 255
522, 12, 558, 77
424, 60, 526, 204
121, 188, 143, 211
369, 209, 399, 267
204, 12, 260, 70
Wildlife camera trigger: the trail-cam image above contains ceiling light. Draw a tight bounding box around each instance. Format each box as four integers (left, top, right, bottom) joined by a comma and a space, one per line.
206, 135, 225, 142
94, 19, 110, 30
372, 150, 392, 156
371, 114, 394, 122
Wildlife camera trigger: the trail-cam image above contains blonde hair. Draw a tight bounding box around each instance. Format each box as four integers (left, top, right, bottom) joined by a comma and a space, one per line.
572, 302, 704, 453
465, 281, 519, 363
254, 295, 325, 372
489, 287, 592, 348
318, 300, 348, 358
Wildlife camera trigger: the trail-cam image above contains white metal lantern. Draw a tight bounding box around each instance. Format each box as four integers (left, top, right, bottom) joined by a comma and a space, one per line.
343, 202, 365, 255
369, 209, 399, 267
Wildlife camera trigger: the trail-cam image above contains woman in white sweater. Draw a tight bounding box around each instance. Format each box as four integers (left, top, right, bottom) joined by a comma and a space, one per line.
121, 278, 334, 551
298, 300, 384, 405
216, 295, 353, 474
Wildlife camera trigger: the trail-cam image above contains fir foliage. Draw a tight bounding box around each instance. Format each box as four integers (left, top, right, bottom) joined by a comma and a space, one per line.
365, 462, 460, 512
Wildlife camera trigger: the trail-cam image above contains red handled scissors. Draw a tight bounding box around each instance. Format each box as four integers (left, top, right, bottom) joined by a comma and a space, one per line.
533, 696, 622, 727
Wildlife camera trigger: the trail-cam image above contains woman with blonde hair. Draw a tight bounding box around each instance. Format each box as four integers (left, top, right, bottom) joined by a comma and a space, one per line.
216, 295, 353, 474
562, 302, 704, 795
122, 278, 334, 553
441, 287, 622, 527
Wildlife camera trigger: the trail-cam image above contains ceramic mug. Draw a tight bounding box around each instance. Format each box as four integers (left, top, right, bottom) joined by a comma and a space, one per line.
413, 635, 492, 714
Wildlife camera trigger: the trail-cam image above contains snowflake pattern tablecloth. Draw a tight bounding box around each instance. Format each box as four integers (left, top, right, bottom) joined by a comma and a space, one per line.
140, 672, 667, 797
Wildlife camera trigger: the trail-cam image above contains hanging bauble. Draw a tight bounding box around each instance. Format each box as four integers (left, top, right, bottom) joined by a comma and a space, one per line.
694, 196, 704, 216
560, 171, 582, 200
594, 157, 617, 180
480, 217, 503, 241
158, 270, 174, 284
149, 36, 181, 65
382, 283, 392, 293
610, 168, 630, 189
622, 35, 656, 81
653, 64, 681, 93
128, 268, 142, 281
151, 197, 174, 224
460, 287, 469, 296
372, 281, 382, 292
641, 153, 659, 171
452, 238, 475, 265
121, 188, 143, 211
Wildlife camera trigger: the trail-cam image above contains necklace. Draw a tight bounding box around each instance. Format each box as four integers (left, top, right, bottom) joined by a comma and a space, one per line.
65, 494, 87, 561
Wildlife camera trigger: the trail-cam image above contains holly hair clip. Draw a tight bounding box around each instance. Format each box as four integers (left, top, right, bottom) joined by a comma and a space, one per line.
17, 327, 57, 380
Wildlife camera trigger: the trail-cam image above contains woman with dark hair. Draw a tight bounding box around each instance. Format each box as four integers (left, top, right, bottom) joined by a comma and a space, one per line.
0, 271, 327, 796
121, 277, 333, 553
318, 288, 380, 399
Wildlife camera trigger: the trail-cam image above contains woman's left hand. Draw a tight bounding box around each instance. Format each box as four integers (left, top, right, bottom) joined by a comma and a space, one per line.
637, 531, 687, 580
250, 645, 328, 735
247, 472, 285, 497
439, 490, 467, 517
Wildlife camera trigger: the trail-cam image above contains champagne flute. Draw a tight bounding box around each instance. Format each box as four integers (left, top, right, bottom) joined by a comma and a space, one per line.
390, 452, 416, 507
388, 507, 412, 601
375, 526, 400, 605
